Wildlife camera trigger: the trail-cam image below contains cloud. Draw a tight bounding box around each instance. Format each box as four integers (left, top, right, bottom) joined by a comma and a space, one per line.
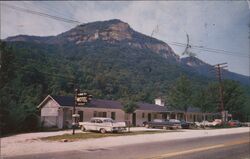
1, 1, 249, 76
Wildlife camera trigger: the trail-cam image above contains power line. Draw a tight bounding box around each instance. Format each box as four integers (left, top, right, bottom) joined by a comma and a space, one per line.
3, 3, 248, 59
150, 25, 248, 58
167, 42, 250, 58
22, 1, 76, 24
2, 3, 80, 24
168, 41, 248, 57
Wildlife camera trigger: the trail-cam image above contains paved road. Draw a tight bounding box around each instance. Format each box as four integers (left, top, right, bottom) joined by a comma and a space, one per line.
4, 132, 250, 159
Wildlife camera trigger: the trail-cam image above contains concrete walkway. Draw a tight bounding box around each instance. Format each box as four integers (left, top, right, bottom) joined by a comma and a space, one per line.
1, 127, 249, 157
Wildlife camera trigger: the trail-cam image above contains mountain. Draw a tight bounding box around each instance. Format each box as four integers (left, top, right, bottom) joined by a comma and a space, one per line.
2, 19, 250, 134
6, 19, 248, 85
180, 56, 249, 85
4, 19, 249, 96
6, 19, 178, 61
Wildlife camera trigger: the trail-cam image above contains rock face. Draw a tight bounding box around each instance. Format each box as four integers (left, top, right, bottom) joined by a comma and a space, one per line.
62, 20, 132, 44
6, 19, 179, 61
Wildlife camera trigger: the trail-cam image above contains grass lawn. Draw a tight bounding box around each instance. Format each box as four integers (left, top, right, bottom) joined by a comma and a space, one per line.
41, 130, 180, 142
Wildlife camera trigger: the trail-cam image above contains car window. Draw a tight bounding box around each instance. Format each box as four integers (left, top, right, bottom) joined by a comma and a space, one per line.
90, 119, 95, 123
103, 119, 113, 123
96, 119, 103, 123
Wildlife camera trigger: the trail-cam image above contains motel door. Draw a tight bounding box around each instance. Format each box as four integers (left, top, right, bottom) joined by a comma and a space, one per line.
132, 113, 136, 126
78, 111, 84, 122
148, 113, 151, 122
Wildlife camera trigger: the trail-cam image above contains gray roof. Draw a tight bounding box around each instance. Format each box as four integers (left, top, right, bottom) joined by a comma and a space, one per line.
51, 96, 74, 106
49, 95, 179, 112
187, 107, 201, 113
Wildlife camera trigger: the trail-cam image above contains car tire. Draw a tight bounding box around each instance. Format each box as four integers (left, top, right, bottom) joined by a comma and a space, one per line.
100, 128, 106, 134
81, 126, 86, 132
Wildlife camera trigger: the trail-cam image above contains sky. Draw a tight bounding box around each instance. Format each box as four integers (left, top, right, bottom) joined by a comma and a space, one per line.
1, 1, 250, 76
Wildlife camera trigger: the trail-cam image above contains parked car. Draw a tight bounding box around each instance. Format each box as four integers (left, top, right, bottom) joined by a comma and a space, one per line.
195, 120, 213, 127
169, 119, 191, 129
228, 120, 241, 127
78, 117, 126, 133
212, 119, 222, 126
144, 119, 180, 129
180, 120, 191, 129
242, 122, 250, 127
142, 121, 148, 127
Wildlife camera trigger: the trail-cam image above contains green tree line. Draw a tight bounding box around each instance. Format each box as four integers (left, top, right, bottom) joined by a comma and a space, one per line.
1, 40, 249, 135
168, 75, 249, 121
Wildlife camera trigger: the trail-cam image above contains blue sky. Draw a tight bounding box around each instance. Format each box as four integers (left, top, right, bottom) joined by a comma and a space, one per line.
1, 1, 249, 76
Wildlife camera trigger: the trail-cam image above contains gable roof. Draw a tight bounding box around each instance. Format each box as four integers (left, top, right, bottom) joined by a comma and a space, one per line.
136, 102, 181, 112
51, 95, 74, 106
38, 95, 180, 112
37, 95, 60, 108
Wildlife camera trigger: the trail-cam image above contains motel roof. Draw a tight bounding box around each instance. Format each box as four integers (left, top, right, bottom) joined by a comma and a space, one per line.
38, 95, 198, 113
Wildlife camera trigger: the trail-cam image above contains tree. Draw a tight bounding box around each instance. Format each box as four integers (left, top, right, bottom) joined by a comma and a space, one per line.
168, 75, 193, 121
0, 41, 15, 88
192, 86, 216, 121
0, 41, 16, 134
223, 80, 246, 120
122, 100, 138, 132
203, 80, 247, 121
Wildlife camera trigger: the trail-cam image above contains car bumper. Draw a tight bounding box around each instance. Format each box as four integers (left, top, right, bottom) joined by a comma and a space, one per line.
112, 127, 126, 132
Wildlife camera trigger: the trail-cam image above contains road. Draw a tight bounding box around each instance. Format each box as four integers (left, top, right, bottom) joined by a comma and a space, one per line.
4, 132, 250, 159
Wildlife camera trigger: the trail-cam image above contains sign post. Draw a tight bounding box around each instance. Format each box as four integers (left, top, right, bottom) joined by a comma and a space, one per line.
72, 88, 92, 135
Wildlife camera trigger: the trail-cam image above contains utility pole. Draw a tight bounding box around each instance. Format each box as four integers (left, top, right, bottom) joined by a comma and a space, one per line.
211, 63, 228, 122
72, 88, 79, 135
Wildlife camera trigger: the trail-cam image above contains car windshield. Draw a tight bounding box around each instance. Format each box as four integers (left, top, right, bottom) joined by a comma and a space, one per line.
169, 119, 180, 122
153, 119, 164, 122
103, 119, 114, 123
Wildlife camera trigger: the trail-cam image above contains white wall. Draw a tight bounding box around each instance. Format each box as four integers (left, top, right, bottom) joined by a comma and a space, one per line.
76, 107, 126, 122
42, 116, 57, 127
41, 99, 61, 128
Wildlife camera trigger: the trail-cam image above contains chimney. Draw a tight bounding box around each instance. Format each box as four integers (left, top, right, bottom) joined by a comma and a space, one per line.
155, 98, 165, 106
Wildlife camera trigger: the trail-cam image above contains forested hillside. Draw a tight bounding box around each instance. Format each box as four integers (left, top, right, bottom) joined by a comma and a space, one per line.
1, 19, 249, 134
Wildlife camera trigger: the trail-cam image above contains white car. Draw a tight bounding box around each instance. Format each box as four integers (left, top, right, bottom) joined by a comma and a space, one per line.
79, 117, 126, 133
212, 119, 222, 126
195, 120, 213, 127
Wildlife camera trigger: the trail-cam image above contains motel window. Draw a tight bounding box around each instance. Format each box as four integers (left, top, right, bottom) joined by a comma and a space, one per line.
97, 112, 107, 117
153, 113, 157, 119
111, 112, 116, 120
102, 112, 107, 117
93, 111, 97, 117
142, 113, 145, 118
